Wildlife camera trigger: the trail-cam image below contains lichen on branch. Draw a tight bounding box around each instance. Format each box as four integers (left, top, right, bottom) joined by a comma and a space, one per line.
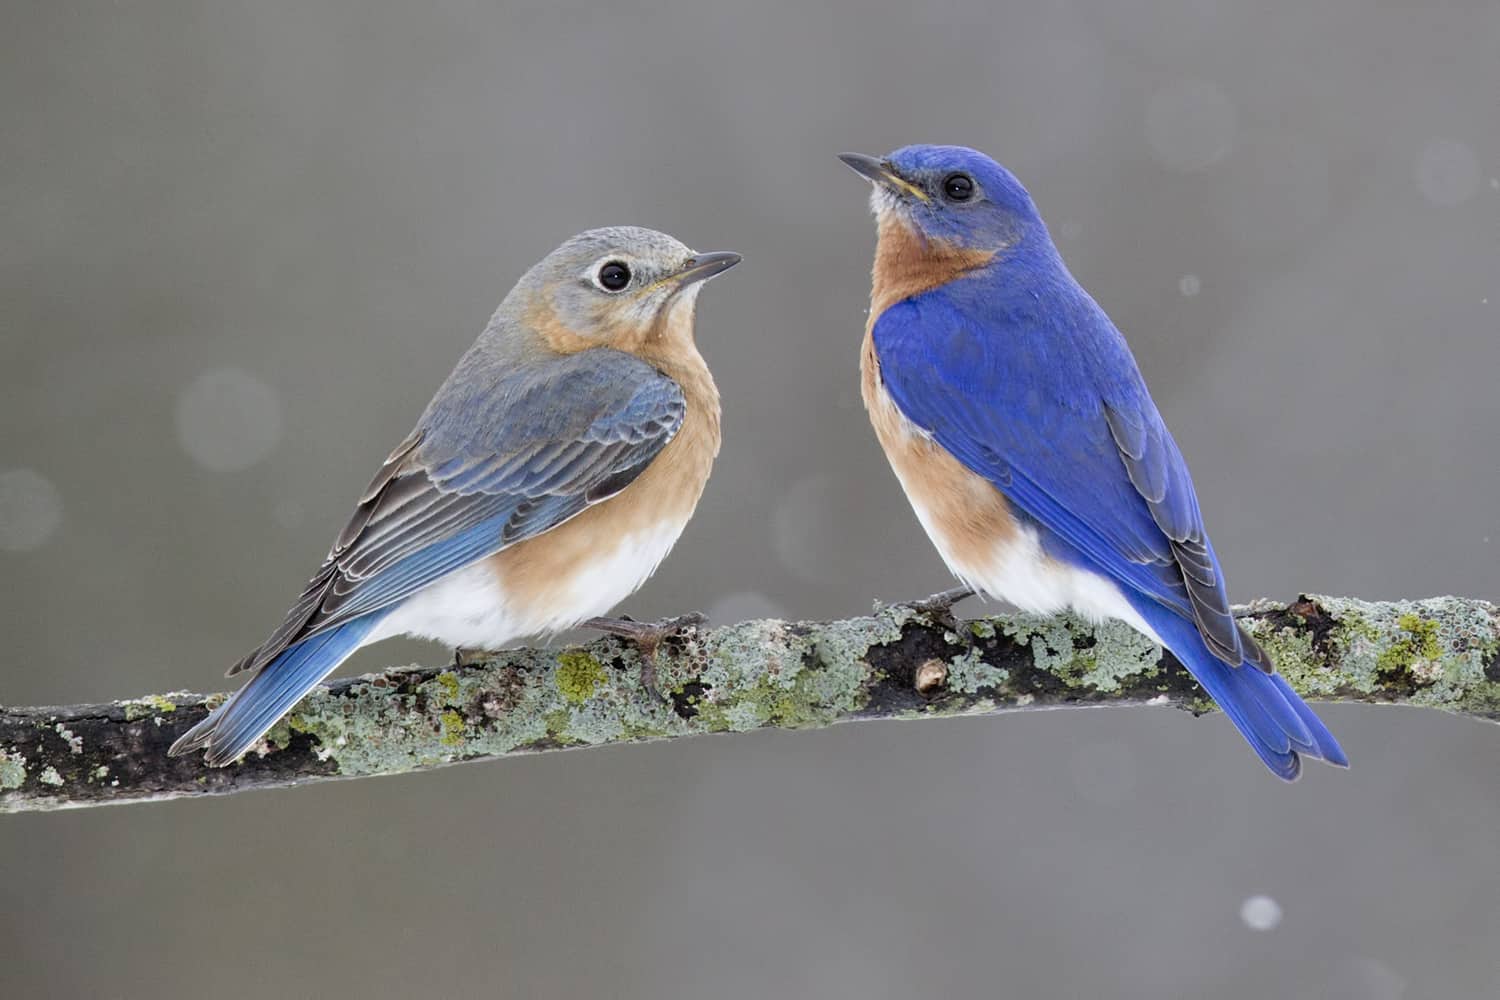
1, 595, 1496, 813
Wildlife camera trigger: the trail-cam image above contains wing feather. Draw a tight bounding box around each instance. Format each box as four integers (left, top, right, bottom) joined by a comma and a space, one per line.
873, 292, 1266, 671
228, 348, 685, 677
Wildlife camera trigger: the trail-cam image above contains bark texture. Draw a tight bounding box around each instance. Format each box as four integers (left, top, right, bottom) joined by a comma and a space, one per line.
2, 594, 1496, 812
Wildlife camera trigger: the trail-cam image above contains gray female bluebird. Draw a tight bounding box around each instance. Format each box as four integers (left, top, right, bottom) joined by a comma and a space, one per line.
170, 227, 740, 765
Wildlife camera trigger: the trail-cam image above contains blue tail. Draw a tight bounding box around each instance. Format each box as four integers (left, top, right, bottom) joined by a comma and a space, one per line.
1132, 600, 1348, 780
169, 613, 384, 766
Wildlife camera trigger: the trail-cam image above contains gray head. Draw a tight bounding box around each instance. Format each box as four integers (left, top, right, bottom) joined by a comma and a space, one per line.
498, 226, 741, 355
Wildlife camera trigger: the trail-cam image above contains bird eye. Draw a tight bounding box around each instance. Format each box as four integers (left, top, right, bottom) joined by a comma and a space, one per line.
941, 173, 975, 202
597, 260, 632, 291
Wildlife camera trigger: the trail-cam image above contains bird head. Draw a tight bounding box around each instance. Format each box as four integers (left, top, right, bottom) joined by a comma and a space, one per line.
839, 145, 1049, 259
513, 227, 740, 355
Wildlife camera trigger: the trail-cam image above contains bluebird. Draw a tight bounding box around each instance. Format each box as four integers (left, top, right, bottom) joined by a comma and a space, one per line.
170, 227, 740, 765
839, 146, 1346, 779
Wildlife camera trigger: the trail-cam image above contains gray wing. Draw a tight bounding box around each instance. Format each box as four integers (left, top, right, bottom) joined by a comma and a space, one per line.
229, 348, 685, 677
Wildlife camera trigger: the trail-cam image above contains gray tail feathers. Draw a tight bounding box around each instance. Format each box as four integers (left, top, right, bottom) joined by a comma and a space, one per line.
169, 613, 382, 767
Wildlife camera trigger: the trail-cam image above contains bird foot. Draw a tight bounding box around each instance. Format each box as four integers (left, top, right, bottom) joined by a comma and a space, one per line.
582, 612, 707, 702
452, 646, 501, 669
896, 586, 976, 630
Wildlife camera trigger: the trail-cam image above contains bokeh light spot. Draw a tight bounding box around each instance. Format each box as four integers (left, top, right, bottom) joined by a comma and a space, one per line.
707, 590, 789, 627
1323, 957, 1407, 1000
771, 474, 844, 585
1239, 894, 1282, 931
1146, 79, 1237, 172
175, 367, 284, 472
0, 468, 63, 552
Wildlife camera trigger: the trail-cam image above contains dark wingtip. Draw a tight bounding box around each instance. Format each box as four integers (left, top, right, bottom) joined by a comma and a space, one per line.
166, 724, 211, 758
225, 653, 255, 678
1240, 628, 1276, 674
201, 744, 240, 768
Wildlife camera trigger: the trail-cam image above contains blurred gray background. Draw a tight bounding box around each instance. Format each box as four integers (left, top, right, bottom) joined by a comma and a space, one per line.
2, 1, 1497, 997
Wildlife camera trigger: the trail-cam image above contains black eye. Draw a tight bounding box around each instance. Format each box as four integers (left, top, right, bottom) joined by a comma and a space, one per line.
597, 261, 631, 291
942, 173, 975, 202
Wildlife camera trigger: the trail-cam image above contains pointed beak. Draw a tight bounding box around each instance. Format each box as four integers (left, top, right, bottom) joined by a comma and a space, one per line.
837, 152, 929, 202
673, 250, 742, 286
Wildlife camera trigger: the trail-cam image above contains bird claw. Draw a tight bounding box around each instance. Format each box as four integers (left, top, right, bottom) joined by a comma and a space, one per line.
897, 586, 976, 629
452, 646, 496, 669
582, 612, 707, 703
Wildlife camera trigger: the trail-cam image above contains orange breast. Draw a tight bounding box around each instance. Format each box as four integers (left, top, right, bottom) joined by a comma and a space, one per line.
489, 343, 721, 627
860, 331, 1018, 582
869, 212, 996, 316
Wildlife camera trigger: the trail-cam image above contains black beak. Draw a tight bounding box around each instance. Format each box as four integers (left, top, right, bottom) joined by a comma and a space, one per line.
838, 152, 890, 183
837, 152, 929, 202
675, 250, 742, 285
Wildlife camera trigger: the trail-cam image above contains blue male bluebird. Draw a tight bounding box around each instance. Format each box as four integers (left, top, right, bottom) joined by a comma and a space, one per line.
840, 145, 1346, 779
170, 227, 740, 765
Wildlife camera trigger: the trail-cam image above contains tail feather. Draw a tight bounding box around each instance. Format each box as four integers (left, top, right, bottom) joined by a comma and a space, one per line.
170, 613, 382, 766
1273, 672, 1349, 768
1133, 601, 1347, 780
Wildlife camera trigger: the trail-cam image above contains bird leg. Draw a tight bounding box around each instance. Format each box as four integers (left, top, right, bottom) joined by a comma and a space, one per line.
452, 646, 495, 669
582, 612, 707, 700
898, 585, 976, 630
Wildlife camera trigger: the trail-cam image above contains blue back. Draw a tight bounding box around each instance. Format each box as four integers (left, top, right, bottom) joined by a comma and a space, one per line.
865, 144, 1347, 778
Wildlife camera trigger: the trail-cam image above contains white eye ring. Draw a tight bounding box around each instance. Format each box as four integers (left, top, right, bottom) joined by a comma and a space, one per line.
593, 259, 632, 292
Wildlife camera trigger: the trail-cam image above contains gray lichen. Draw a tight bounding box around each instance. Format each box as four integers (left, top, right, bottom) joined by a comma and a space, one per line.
0, 749, 25, 790
998, 612, 1161, 693
1247, 595, 1500, 717
2, 595, 1498, 812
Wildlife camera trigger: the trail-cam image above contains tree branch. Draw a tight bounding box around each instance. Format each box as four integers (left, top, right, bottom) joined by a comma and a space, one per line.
2, 595, 1496, 812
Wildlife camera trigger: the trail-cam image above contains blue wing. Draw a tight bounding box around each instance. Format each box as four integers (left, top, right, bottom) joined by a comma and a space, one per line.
871, 286, 1254, 667
872, 281, 1346, 777
229, 347, 685, 678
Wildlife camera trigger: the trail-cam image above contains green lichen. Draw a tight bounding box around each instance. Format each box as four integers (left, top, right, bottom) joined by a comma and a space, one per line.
39, 766, 63, 787
1076, 620, 1161, 692
433, 671, 462, 705
266, 647, 562, 774
1375, 613, 1444, 688
0, 750, 25, 790
439, 709, 466, 747
947, 647, 1007, 694
681, 614, 899, 733
998, 612, 1158, 692
751, 666, 847, 729
1002, 614, 1082, 682
1248, 613, 1330, 694
123, 694, 180, 721
619, 718, 672, 741
555, 650, 608, 704
1287, 596, 1500, 709
542, 708, 581, 743
95, 599, 1497, 799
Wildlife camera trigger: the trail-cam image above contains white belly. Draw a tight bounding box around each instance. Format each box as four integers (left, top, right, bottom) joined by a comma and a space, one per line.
504, 519, 687, 637
367, 520, 686, 650
909, 491, 1163, 646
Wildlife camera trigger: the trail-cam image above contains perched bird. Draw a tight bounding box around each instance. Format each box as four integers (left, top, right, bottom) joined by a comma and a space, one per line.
171, 227, 740, 765
839, 145, 1346, 779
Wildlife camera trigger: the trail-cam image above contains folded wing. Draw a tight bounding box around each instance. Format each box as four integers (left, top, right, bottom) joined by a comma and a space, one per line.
229, 348, 685, 678
872, 294, 1264, 670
